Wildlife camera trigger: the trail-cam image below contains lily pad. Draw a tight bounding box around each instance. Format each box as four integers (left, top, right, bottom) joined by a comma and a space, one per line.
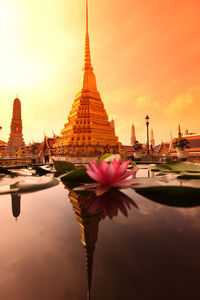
53, 160, 76, 175
151, 168, 161, 172
135, 186, 200, 207
0, 166, 18, 177
31, 165, 52, 176
98, 153, 113, 162
0, 166, 11, 174
156, 161, 200, 174
177, 174, 200, 180
60, 167, 94, 189
0, 177, 59, 195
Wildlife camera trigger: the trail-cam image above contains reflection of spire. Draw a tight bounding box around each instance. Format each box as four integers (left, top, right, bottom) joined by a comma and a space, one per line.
68, 190, 101, 300
11, 194, 21, 219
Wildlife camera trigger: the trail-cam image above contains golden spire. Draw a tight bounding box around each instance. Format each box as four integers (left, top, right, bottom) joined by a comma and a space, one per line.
178, 124, 182, 138
84, 0, 92, 71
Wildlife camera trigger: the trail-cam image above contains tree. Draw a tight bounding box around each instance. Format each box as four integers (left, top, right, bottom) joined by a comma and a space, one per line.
173, 138, 190, 150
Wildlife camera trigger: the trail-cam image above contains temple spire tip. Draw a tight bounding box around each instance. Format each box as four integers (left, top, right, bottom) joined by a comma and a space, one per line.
86, 0, 88, 34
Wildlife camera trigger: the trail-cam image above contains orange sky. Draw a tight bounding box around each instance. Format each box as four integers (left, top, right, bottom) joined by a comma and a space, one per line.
0, 0, 200, 145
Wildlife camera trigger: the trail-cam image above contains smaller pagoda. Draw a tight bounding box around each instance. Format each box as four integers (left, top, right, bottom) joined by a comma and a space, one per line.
5, 97, 28, 157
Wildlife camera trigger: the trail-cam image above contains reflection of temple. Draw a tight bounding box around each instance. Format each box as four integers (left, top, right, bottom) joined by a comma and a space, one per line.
11, 194, 21, 219
68, 190, 101, 300
54, 0, 121, 157
5, 97, 28, 157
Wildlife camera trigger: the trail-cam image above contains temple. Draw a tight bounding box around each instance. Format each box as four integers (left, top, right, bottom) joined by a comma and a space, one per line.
5, 97, 28, 157
54, 0, 121, 157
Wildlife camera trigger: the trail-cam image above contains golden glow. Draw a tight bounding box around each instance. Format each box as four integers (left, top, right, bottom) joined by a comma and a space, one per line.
0, 0, 199, 145
0, 1, 51, 91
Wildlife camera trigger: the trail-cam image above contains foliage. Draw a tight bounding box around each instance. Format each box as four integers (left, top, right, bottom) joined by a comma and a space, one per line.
133, 141, 143, 151
135, 186, 200, 207
173, 138, 190, 150
177, 174, 200, 180
0, 166, 12, 175
61, 167, 94, 189
31, 165, 52, 176
0, 177, 59, 195
53, 160, 76, 175
154, 161, 200, 174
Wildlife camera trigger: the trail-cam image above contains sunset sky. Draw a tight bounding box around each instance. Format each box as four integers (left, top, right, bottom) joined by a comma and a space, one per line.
0, 0, 200, 145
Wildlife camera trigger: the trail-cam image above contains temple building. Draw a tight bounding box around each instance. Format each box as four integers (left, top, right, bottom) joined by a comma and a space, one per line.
170, 129, 200, 153
5, 97, 28, 157
155, 141, 170, 155
54, 0, 121, 157
0, 140, 7, 157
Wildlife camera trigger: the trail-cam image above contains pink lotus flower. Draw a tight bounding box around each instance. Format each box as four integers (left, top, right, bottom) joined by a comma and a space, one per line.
75, 159, 138, 196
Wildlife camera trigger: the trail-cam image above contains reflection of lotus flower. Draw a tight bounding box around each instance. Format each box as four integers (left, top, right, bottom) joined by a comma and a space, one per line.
75, 159, 138, 196
88, 188, 138, 219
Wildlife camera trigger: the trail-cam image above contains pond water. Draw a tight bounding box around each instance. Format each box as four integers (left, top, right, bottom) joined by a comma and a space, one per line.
0, 168, 199, 300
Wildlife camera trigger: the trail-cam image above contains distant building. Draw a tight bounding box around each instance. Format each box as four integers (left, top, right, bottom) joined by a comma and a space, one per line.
170, 133, 200, 153
0, 140, 7, 157
5, 97, 28, 157
130, 124, 136, 145
155, 142, 170, 155
38, 135, 59, 163
122, 145, 134, 158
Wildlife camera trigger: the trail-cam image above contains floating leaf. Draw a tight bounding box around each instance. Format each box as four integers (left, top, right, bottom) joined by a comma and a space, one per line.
0, 177, 59, 195
155, 161, 200, 174
53, 160, 76, 175
60, 167, 94, 189
135, 186, 200, 207
98, 153, 114, 162
177, 174, 200, 180
31, 165, 52, 176
0, 166, 11, 174
0, 166, 18, 177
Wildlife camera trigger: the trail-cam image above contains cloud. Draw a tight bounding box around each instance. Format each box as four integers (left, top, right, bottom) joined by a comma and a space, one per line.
165, 93, 194, 116
136, 96, 149, 108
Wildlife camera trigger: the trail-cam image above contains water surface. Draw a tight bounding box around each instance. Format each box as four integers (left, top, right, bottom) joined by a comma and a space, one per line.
0, 171, 199, 300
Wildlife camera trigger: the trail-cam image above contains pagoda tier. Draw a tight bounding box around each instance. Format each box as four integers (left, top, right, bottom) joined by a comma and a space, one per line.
54, 0, 121, 156
5, 97, 28, 157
